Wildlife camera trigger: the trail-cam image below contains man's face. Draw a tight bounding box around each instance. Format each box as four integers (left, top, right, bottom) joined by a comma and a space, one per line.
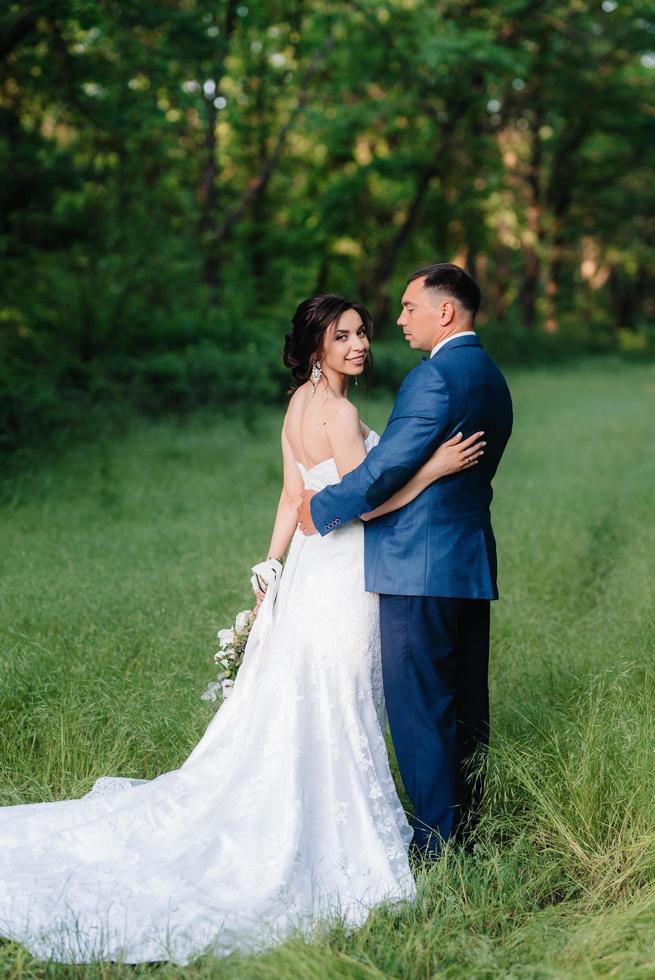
397, 277, 444, 352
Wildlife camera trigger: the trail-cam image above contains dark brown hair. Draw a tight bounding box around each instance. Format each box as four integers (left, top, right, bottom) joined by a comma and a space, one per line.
283, 293, 373, 392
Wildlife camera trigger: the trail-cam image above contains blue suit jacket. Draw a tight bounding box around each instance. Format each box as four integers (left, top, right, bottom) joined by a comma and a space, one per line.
310, 335, 513, 598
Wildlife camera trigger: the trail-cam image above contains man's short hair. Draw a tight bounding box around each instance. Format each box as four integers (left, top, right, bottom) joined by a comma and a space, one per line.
408, 263, 481, 319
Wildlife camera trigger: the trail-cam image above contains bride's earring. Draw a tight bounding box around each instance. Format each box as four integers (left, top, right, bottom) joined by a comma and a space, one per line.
310, 360, 322, 388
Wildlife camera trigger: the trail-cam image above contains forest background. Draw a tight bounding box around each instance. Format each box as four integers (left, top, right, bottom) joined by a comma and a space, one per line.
1, 0, 655, 457
2, 5, 655, 977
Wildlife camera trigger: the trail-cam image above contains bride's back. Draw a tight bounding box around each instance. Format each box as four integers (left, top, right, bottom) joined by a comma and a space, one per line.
284, 383, 337, 469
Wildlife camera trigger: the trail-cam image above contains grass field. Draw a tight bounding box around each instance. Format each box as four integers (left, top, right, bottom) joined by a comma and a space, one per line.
1, 358, 654, 978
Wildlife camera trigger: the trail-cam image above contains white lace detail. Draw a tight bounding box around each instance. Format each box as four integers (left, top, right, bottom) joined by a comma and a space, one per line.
0, 430, 414, 965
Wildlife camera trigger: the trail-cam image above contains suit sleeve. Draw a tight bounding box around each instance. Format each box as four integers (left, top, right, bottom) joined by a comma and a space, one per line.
310, 363, 451, 536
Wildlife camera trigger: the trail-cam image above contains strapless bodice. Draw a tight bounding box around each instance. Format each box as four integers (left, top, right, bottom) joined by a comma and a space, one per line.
296, 430, 379, 491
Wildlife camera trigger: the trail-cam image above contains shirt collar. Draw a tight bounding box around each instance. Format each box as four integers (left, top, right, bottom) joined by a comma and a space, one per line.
430, 331, 477, 358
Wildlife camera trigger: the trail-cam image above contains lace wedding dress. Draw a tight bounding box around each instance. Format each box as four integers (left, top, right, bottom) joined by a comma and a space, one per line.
0, 431, 414, 965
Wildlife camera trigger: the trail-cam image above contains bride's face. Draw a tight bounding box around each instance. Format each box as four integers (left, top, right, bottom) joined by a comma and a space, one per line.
320, 309, 370, 377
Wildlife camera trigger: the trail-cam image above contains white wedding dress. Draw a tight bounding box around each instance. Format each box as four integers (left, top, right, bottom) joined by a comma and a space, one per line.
0, 431, 414, 965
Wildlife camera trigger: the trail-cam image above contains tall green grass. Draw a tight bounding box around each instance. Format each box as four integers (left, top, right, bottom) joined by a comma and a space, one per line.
1, 358, 654, 977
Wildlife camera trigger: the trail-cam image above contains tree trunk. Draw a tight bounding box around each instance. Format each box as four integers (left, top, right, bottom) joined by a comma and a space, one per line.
198, 0, 238, 291
248, 67, 271, 286
212, 36, 336, 249
0, 7, 39, 63
519, 239, 540, 329
491, 245, 511, 322
370, 165, 437, 333
519, 105, 545, 328
543, 119, 587, 331
313, 253, 330, 294
199, 95, 220, 289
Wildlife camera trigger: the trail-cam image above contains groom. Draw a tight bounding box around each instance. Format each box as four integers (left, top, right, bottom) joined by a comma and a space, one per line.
297, 263, 513, 857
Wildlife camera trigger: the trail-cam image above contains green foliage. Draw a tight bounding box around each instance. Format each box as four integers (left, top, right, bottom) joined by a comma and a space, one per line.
1, 361, 655, 977
1, 1, 654, 449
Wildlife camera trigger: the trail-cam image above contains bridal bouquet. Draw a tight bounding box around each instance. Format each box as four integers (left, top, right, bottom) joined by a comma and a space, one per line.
200, 559, 283, 707
200, 607, 255, 704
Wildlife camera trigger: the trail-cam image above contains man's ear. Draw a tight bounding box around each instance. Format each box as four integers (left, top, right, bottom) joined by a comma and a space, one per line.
440, 301, 455, 325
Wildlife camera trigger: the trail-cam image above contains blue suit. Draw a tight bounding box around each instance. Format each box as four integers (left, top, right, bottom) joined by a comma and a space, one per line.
311, 334, 513, 853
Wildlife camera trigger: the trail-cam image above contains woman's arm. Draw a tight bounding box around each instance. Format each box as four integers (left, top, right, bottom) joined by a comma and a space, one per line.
266, 426, 306, 560
361, 431, 485, 521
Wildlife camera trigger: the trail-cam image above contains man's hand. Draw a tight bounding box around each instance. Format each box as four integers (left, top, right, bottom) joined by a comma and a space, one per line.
297, 489, 317, 535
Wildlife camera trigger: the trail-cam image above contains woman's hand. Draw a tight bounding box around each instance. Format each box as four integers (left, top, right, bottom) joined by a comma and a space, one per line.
252, 590, 266, 618
425, 430, 486, 481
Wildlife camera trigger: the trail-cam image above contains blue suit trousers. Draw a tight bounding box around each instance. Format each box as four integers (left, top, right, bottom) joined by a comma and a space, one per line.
379, 594, 490, 855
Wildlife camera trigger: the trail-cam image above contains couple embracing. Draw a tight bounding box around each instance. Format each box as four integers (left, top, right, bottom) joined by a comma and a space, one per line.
0, 263, 512, 965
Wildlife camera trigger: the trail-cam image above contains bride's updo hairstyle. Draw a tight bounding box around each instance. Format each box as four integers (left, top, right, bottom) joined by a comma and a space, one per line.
283, 293, 374, 393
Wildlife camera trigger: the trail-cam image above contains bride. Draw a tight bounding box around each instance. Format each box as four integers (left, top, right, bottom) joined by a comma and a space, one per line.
0, 294, 483, 965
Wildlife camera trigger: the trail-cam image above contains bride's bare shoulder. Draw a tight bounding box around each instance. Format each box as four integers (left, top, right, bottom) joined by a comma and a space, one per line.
283, 384, 309, 424
322, 395, 360, 434
323, 394, 369, 442
282, 384, 316, 453
285, 384, 362, 438
286, 385, 307, 408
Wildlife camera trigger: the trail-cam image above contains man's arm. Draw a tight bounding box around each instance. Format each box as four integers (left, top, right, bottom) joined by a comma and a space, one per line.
361, 430, 485, 520
309, 362, 451, 536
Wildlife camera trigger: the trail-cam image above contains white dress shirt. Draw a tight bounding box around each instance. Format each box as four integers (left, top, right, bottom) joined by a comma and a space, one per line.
430, 331, 477, 358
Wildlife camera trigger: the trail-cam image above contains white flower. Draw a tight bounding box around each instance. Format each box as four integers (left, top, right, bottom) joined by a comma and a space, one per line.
221, 678, 235, 699
235, 609, 252, 633
200, 688, 217, 702
217, 627, 235, 647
